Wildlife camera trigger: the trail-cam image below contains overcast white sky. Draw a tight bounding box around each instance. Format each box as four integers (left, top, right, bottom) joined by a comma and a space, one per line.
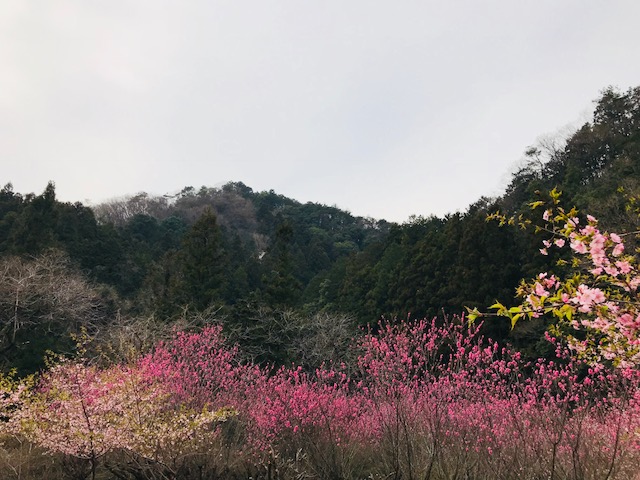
2, 1, 640, 223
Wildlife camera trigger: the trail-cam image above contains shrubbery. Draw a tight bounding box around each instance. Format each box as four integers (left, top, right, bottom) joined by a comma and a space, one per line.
0, 317, 638, 480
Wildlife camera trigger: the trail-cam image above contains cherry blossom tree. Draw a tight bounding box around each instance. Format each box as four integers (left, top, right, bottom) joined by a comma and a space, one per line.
474, 189, 640, 367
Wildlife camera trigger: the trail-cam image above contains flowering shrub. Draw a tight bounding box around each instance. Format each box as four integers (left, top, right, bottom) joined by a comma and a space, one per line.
0, 316, 638, 478
0, 358, 236, 479
354, 317, 640, 479
138, 325, 248, 409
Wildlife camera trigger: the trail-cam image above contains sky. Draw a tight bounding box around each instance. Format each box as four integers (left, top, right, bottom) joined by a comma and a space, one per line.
2, 1, 640, 223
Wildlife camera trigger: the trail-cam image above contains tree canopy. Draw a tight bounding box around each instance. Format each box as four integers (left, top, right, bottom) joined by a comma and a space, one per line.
1, 86, 640, 367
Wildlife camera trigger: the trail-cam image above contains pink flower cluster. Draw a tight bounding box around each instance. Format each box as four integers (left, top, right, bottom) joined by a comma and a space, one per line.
510, 208, 640, 367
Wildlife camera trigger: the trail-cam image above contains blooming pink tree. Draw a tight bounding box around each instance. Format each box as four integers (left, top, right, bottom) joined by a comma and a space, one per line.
4, 358, 234, 479
474, 189, 640, 367
354, 316, 640, 479
137, 325, 248, 409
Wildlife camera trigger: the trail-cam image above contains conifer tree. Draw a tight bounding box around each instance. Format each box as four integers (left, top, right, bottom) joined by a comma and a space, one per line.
177, 208, 227, 310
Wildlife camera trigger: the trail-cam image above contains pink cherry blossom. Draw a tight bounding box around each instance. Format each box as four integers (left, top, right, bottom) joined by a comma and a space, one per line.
534, 282, 549, 297
613, 243, 625, 256
615, 261, 632, 274
570, 239, 587, 254
573, 284, 606, 312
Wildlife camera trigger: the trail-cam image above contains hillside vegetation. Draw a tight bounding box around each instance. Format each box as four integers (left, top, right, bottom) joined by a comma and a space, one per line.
0, 86, 639, 371
0, 86, 639, 479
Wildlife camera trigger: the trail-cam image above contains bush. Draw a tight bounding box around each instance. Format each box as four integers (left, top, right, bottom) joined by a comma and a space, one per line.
2, 317, 638, 479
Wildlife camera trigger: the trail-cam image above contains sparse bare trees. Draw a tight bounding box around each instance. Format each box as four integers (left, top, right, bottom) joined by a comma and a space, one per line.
227, 308, 358, 368
0, 250, 108, 369
92, 193, 171, 227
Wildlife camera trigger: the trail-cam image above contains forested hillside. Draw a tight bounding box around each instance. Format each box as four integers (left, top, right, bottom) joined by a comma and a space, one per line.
0, 179, 391, 370
314, 85, 640, 355
1, 86, 639, 371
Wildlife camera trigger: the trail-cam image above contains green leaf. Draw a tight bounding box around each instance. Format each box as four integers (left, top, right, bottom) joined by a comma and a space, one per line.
490, 301, 505, 310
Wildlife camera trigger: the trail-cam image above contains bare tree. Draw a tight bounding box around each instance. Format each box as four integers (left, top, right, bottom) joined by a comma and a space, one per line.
92, 193, 171, 226
226, 308, 358, 369
86, 311, 204, 364
0, 250, 107, 368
